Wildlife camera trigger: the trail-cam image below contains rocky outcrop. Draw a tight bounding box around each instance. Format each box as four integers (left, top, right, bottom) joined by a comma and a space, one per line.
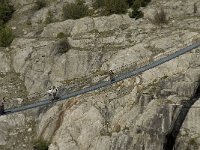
0, 0, 200, 149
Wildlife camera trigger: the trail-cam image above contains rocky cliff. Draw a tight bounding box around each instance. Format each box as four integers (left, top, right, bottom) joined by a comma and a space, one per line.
0, 0, 200, 150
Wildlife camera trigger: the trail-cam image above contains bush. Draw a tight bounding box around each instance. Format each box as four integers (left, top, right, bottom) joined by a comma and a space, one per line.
104, 0, 128, 15
126, 0, 133, 7
153, 8, 168, 25
0, 26, 14, 47
57, 32, 66, 39
129, 9, 143, 19
129, 0, 151, 19
0, 0, 14, 25
54, 38, 71, 55
26, 19, 32, 26
63, 0, 89, 20
93, 0, 105, 9
92, 0, 150, 17
35, 0, 46, 10
134, 0, 151, 8
33, 138, 49, 150
45, 11, 54, 24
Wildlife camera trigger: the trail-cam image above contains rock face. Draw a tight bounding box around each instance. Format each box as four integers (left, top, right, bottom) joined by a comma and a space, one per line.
0, 51, 10, 73
0, 0, 200, 149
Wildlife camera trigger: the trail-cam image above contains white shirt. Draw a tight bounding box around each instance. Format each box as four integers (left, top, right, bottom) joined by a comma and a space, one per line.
47, 89, 53, 95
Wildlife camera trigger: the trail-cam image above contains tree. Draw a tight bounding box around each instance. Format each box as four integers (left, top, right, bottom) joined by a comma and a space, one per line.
63, 0, 89, 20
0, 26, 14, 47
104, 0, 128, 15
0, 0, 14, 25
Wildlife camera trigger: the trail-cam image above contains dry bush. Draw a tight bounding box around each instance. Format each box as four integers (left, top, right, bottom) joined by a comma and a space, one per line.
152, 8, 168, 25
63, 0, 89, 20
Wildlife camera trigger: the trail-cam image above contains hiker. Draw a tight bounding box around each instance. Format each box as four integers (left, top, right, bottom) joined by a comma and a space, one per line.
0, 97, 5, 115
17, 98, 23, 105
52, 86, 58, 100
47, 88, 53, 100
109, 70, 115, 82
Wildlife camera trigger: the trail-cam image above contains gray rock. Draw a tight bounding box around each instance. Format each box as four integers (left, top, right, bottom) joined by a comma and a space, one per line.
0, 51, 10, 73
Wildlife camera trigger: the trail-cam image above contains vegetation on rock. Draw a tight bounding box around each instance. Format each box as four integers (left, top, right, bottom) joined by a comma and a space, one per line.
129, 0, 151, 18
45, 11, 54, 24
33, 138, 49, 150
93, 0, 105, 9
62, 0, 151, 19
0, 0, 14, 25
63, 0, 89, 20
93, 0, 151, 18
35, 0, 47, 10
0, 0, 14, 47
104, 0, 128, 15
0, 25, 14, 47
55, 38, 71, 55
57, 32, 67, 39
152, 8, 168, 25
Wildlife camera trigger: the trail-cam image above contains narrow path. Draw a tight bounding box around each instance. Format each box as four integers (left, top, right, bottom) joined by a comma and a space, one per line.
4, 41, 200, 115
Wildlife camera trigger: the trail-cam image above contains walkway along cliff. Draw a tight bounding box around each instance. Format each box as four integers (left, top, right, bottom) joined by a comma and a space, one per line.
4, 40, 200, 115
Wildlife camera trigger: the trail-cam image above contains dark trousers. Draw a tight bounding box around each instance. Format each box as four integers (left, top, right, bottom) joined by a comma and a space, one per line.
0, 106, 5, 115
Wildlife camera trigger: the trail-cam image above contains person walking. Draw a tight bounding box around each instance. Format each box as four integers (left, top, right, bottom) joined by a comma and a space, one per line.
109, 70, 115, 82
52, 86, 58, 100
47, 88, 53, 100
0, 97, 5, 115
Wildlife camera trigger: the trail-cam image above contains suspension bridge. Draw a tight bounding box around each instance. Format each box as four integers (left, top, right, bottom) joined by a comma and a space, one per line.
3, 40, 200, 115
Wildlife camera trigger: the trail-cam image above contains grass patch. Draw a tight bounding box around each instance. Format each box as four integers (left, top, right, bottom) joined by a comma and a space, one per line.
152, 8, 168, 25
35, 0, 46, 10
63, 0, 89, 20
0, 25, 14, 47
55, 38, 71, 54
45, 11, 54, 24
0, 0, 14, 47
0, 0, 14, 25
188, 138, 198, 146
93, 0, 150, 18
33, 138, 50, 150
57, 32, 67, 39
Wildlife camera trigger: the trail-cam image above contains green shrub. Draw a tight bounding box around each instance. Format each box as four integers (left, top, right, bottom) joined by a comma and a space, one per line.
126, 0, 134, 7
0, 26, 14, 47
33, 138, 49, 150
129, 0, 151, 19
93, 0, 105, 9
129, 9, 143, 19
63, 0, 89, 20
0, 0, 14, 25
104, 0, 128, 15
133, 0, 151, 8
35, 0, 46, 10
93, 0, 150, 17
57, 32, 66, 39
45, 11, 54, 24
55, 38, 71, 55
26, 19, 32, 26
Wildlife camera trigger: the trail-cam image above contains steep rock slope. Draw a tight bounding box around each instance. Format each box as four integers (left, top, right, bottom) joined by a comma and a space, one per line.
0, 0, 200, 149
